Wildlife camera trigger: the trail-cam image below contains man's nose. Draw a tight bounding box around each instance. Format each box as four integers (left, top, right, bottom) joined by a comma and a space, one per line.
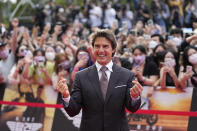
98, 47, 104, 52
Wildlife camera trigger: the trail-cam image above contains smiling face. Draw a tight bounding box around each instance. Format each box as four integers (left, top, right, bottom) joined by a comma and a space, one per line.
93, 37, 115, 66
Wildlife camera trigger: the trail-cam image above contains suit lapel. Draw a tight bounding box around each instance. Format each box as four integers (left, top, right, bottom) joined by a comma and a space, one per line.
88, 65, 104, 103
105, 64, 120, 104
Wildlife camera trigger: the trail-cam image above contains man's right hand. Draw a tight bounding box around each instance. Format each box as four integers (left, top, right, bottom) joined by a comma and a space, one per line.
57, 78, 70, 98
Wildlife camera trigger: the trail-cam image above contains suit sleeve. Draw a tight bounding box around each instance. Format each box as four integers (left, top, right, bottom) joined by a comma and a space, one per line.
63, 73, 82, 117
124, 72, 141, 113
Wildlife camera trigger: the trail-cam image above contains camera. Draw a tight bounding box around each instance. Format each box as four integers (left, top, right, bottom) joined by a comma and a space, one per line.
38, 61, 44, 68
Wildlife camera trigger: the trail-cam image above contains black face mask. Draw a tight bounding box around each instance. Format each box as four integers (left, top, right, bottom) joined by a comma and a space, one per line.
155, 51, 166, 62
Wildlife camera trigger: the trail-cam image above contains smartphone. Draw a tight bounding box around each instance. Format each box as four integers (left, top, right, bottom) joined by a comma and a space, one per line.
143, 34, 151, 40
130, 29, 137, 37
186, 65, 192, 72
164, 60, 171, 67
78, 52, 88, 59
168, 35, 174, 40
38, 61, 44, 68
147, 19, 154, 25
182, 28, 193, 34
123, 48, 130, 53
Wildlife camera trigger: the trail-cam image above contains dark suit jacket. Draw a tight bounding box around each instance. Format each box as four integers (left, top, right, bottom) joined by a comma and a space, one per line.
63, 64, 141, 131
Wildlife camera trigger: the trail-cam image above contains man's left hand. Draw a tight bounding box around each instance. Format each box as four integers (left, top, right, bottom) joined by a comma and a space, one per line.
130, 80, 143, 99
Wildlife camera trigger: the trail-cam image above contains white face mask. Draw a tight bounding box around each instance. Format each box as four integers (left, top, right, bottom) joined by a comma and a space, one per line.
149, 40, 158, 49
189, 53, 197, 65
173, 37, 182, 46
45, 52, 55, 61
164, 58, 176, 67
59, 8, 64, 13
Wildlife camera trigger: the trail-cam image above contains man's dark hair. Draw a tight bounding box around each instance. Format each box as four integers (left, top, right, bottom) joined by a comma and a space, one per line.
90, 29, 117, 56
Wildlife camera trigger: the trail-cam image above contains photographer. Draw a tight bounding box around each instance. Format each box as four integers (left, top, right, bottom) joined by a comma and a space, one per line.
52, 53, 72, 91
179, 46, 197, 88
131, 45, 159, 86
160, 49, 180, 88
23, 49, 52, 86
71, 46, 93, 81
8, 45, 32, 96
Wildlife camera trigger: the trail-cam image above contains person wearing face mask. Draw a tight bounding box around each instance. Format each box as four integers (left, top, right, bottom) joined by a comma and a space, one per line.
172, 36, 182, 47
8, 45, 32, 97
71, 46, 93, 81
152, 44, 166, 68
0, 18, 18, 112
148, 40, 159, 50
160, 49, 180, 89
45, 46, 55, 77
132, 45, 159, 86
52, 53, 72, 91
23, 49, 52, 86
169, 28, 184, 49
148, 34, 164, 55
179, 46, 197, 88
0, 42, 15, 83
55, 44, 65, 54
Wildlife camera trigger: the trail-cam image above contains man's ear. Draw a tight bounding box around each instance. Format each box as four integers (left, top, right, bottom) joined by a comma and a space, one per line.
112, 49, 115, 53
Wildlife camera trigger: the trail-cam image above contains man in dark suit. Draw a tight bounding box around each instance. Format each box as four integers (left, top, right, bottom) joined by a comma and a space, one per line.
57, 29, 143, 131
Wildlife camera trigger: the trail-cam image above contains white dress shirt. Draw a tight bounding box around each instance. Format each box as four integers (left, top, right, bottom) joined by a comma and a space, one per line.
95, 60, 113, 81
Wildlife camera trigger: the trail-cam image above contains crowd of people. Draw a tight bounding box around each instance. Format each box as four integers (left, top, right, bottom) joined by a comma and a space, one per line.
0, 0, 197, 104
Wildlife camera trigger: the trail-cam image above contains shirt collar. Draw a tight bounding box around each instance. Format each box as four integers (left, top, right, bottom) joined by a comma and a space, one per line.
95, 60, 113, 72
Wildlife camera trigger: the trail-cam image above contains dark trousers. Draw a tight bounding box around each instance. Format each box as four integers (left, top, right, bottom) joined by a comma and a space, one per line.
0, 83, 6, 113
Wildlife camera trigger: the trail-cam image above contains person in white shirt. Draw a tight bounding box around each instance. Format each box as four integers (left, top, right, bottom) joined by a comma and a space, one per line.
89, 3, 102, 27
103, 3, 117, 28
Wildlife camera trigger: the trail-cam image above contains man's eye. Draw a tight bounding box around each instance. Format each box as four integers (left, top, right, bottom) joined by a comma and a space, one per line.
95, 45, 99, 48
104, 45, 108, 48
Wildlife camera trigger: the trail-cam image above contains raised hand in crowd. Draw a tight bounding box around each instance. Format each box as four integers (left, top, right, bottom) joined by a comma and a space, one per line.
11, 18, 18, 54
11, 18, 19, 29
132, 66, 143, 81
179, 46, 197, 88
71, 47, 92, 81
23, 28, 30, 41
160, 65, 178, 83
15, 59, 24, 73
179, 69, 194, 89
18, 58, 31, 84
75, 56, 88, 68
31, 26, 39, 39
62, 33, 77, 53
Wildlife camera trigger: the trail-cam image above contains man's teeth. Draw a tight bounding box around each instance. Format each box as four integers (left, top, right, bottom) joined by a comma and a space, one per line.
99, 55, 105, 57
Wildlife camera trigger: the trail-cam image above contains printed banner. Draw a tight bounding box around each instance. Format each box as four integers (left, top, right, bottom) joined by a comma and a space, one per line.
0, 85, 196, 131
128, 86, 193, 131
0, 84, 58, 131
